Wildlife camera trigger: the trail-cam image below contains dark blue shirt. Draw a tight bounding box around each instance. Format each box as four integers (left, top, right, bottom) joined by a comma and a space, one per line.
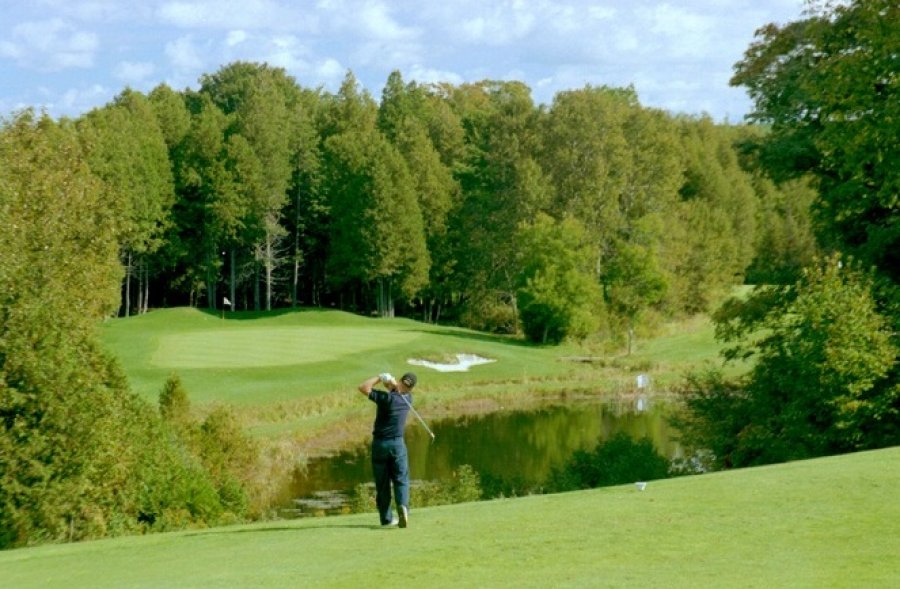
368, 388, 412, 440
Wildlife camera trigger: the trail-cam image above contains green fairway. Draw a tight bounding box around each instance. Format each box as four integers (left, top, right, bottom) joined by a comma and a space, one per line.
101, 306, 732, 403
98, 306, 740, 445
2, 447, 897, 588
151, 326, 420, 369
100, 307, 583, 408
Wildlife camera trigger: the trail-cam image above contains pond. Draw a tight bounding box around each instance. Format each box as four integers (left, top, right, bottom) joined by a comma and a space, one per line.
282, 396, 681, 516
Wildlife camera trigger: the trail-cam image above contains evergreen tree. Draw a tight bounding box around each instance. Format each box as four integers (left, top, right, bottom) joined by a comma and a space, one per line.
171, 95, 248, 308
77, 89, 176, 316
0, 112, 206, 546
379, 72, 459, 320
745, 176, 820, 284
322, 73, 428, 315
200, 62, 305, 310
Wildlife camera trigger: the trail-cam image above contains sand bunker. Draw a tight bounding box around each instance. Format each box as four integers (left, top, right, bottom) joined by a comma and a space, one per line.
407, 353, 496, 372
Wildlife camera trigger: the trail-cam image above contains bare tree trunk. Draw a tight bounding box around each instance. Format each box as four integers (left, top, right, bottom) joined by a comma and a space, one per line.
230, 248, 236, 314
124, 250, 132, 317
143, 261, 150, 314
265, 237, 273, 311
136, 257, 143, 316
206, 246, 217, 311
254, 263, 261, 311
292, 190, 301, 308
388, 278, 394, 318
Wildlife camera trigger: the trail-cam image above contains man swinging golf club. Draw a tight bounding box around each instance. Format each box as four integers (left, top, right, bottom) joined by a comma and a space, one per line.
358, 371, 420, 528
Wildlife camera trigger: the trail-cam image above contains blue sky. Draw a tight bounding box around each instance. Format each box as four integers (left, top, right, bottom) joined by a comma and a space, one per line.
1, 0, 807, 121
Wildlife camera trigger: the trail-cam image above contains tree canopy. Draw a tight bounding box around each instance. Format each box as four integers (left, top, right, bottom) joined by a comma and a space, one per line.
677, 0, 899, 469
731, 0, 899, 283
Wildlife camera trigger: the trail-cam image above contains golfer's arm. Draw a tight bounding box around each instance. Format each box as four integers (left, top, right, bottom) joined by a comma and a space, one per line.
358, 376, 379, 396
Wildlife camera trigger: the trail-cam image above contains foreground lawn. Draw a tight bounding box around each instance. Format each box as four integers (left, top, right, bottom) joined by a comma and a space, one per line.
3, 447, 897, 588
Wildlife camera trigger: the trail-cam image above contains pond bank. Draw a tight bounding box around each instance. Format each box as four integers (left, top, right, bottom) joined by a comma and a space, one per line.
287, 383, 678, 460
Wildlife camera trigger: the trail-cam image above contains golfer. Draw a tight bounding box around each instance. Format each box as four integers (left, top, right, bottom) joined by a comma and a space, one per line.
358, 371, 417, 528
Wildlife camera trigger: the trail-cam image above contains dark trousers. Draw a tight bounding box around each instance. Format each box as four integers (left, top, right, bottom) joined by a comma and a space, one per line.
371, 437, 410, 525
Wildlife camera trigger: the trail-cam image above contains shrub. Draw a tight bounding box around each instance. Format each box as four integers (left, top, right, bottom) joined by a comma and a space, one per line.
159, 372, 191, 425
678, 256, 899, 469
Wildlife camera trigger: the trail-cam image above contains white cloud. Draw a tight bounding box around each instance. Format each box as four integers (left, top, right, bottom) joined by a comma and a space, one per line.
2, 19, 98, 71
158, 0, 313, 31
0, 0, 810, 121
313, 58, 346, 89
316, 57, 345, 79
226, 30, 248, 46
165, 35, 206, 71
114, 61, 156, 84
407, 65, 464, 86
644, 3, 715, 57
263, 35, 309, 70
588, 6, 617, 20
29, 0, 152, 22
0, 40, 23, 60
355, 1, 419, 42
460, 2, 538, 46
59, 83, 113, 112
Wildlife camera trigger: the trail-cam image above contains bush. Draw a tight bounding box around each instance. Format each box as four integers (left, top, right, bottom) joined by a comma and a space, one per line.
459, 297, 518, 334
159, 372, 191, 425
678, 257, 899, 469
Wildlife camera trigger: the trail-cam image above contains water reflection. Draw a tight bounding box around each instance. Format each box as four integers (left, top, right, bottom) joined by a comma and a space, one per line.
286, 398, 679, 514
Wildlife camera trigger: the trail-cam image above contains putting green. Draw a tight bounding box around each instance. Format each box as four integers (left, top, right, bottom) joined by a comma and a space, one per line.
151, 326, 420, 369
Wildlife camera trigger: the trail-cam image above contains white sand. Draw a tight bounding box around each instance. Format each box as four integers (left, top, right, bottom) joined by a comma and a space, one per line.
407, 353, 496, 372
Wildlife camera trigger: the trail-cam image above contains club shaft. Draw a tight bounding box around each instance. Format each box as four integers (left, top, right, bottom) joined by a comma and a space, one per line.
399, 393, 435, 439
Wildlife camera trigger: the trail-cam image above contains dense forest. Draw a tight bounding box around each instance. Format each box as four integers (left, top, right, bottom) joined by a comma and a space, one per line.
19, 64, 822, 343
1, 0, 896, 548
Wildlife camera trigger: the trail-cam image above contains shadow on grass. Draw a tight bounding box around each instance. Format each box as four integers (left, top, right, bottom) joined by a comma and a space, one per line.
195, 307, 541, 349
408, 328, 537, 348
183, 522, 386, 537
197, 307, 337, 321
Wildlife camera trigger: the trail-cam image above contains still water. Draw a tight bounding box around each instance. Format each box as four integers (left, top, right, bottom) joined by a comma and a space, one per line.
285, 397, 680, 515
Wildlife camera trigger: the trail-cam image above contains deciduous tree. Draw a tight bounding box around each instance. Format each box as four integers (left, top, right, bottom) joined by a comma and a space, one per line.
732, 0, 900, 283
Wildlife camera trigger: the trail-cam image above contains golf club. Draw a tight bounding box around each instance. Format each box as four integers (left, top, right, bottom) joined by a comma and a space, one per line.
398, 391, 436, 442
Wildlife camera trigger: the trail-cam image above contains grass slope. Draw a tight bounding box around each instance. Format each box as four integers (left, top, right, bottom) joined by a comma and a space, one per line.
100, 307, 584, 406
99, 306, 742, 448
3, 447, 897, 588
100, 307, 729, 412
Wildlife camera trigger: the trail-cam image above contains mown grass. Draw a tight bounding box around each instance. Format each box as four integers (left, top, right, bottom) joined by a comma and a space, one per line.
2, 447, 897, 588
99, 306, 736, 448
101, 307, 581, 406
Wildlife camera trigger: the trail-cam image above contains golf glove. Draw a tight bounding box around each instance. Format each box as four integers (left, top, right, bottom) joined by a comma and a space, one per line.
379, 373, 395, 385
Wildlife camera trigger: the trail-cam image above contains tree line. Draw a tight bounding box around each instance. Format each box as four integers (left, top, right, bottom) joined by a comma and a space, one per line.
56, 62, 819, 342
